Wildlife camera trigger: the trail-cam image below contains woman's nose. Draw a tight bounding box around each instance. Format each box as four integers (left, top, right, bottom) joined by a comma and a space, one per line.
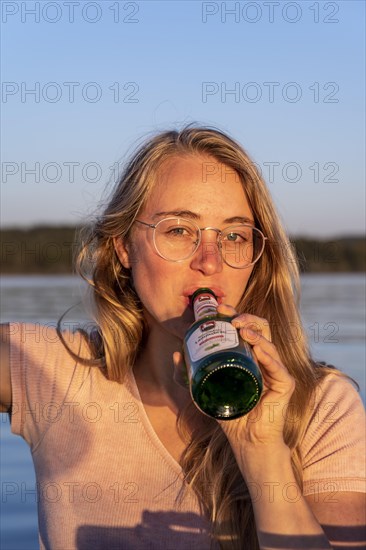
189, 234, 223, 275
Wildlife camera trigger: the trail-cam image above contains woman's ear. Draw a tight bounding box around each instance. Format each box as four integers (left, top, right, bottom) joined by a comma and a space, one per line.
113, 237, 131, 269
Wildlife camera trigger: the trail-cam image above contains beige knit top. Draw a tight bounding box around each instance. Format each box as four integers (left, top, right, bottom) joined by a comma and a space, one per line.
9, 323, 366, 549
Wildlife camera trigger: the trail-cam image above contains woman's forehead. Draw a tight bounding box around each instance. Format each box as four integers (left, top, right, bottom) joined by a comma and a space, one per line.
141, 155, 252, 220
156, 154, 241, 184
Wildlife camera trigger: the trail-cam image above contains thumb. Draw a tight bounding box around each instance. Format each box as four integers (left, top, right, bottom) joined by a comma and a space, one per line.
172, 351, 190, 390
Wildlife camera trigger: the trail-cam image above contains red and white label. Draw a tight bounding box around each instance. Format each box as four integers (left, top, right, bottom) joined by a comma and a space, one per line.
187, 320, 239, 362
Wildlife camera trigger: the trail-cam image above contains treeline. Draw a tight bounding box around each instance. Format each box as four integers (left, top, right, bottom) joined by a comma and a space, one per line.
1, 226, 81, 274
294, 237, 365, 272
0, 226, 365, 274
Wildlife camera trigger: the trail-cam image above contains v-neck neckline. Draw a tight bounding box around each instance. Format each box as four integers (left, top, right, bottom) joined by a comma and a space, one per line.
127, 369, 185, 476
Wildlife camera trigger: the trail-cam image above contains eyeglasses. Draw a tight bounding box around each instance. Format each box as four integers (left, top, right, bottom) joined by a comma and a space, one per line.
135, 217, 267, 269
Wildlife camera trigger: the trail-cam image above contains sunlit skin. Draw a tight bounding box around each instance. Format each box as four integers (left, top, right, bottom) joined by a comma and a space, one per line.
115, 154, 256, 342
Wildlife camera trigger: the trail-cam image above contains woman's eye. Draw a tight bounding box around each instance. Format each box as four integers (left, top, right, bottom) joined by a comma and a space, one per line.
223, 229, 252, 243
167, 226, 191, 237
226, 232, 242, 242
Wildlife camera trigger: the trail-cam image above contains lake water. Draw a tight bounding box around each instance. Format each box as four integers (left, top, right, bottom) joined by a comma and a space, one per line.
0, 274, 365, 549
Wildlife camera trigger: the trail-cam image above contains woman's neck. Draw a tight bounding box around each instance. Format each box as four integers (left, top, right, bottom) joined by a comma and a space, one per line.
133, 325, 187, 407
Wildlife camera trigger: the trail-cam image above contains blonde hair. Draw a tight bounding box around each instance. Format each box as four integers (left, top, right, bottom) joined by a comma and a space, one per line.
73, 125, 339, 548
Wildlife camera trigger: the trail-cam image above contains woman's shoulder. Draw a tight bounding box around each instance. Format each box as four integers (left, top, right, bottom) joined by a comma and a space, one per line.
311, 368, 363, 415
8, 321, 93, 360
300, 369, 365, 494
301, 368, 365, 453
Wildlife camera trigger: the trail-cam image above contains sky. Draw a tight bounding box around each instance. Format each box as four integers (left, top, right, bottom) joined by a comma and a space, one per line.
1, 0, 365, 237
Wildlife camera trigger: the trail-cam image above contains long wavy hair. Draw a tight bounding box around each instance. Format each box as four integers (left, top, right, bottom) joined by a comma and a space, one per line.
70, 125, 340, 548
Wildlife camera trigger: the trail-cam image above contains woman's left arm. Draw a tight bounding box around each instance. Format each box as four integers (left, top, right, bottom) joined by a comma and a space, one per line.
217, 305, 365, 550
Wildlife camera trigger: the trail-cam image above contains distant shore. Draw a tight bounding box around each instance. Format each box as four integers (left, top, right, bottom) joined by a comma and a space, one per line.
1, 226, 365, 274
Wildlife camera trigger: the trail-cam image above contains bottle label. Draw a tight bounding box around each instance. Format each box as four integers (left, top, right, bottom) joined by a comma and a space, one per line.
187, 320, 239, 362
193, 292, 218, 320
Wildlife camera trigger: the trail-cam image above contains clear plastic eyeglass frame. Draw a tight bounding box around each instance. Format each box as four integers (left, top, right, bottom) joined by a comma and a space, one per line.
135, 217, 267, 269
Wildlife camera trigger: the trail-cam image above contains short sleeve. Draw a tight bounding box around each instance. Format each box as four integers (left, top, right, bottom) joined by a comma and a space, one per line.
300, 372, 366, 495
9, 322, 90, 449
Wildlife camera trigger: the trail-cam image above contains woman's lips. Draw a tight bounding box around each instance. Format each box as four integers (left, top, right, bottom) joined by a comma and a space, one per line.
182, 286, 225, 305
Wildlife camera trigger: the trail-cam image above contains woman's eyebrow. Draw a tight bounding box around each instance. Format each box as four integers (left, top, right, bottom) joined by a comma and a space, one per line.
153, 211, 254, 225
224, 216, 254, 226
153, 210, 200, 220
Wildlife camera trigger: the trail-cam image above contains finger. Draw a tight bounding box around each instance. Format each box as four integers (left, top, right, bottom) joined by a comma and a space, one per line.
216, 303, 237, 317
240, 328, 276, 354
172, 351, 190, 390
243, 331, 284, 374
231, 314, 272, 343
217, 306, 272, 342
251, 344, 295, 393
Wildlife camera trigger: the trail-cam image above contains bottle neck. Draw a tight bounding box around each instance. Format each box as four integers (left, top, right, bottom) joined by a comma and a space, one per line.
192, 290, 218, 321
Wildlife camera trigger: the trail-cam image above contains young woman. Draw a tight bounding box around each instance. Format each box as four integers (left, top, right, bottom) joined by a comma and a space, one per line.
1, 126, 365, 549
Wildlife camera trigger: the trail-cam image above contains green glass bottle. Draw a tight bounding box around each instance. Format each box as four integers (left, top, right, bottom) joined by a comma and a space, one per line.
183, 288, 263, 420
